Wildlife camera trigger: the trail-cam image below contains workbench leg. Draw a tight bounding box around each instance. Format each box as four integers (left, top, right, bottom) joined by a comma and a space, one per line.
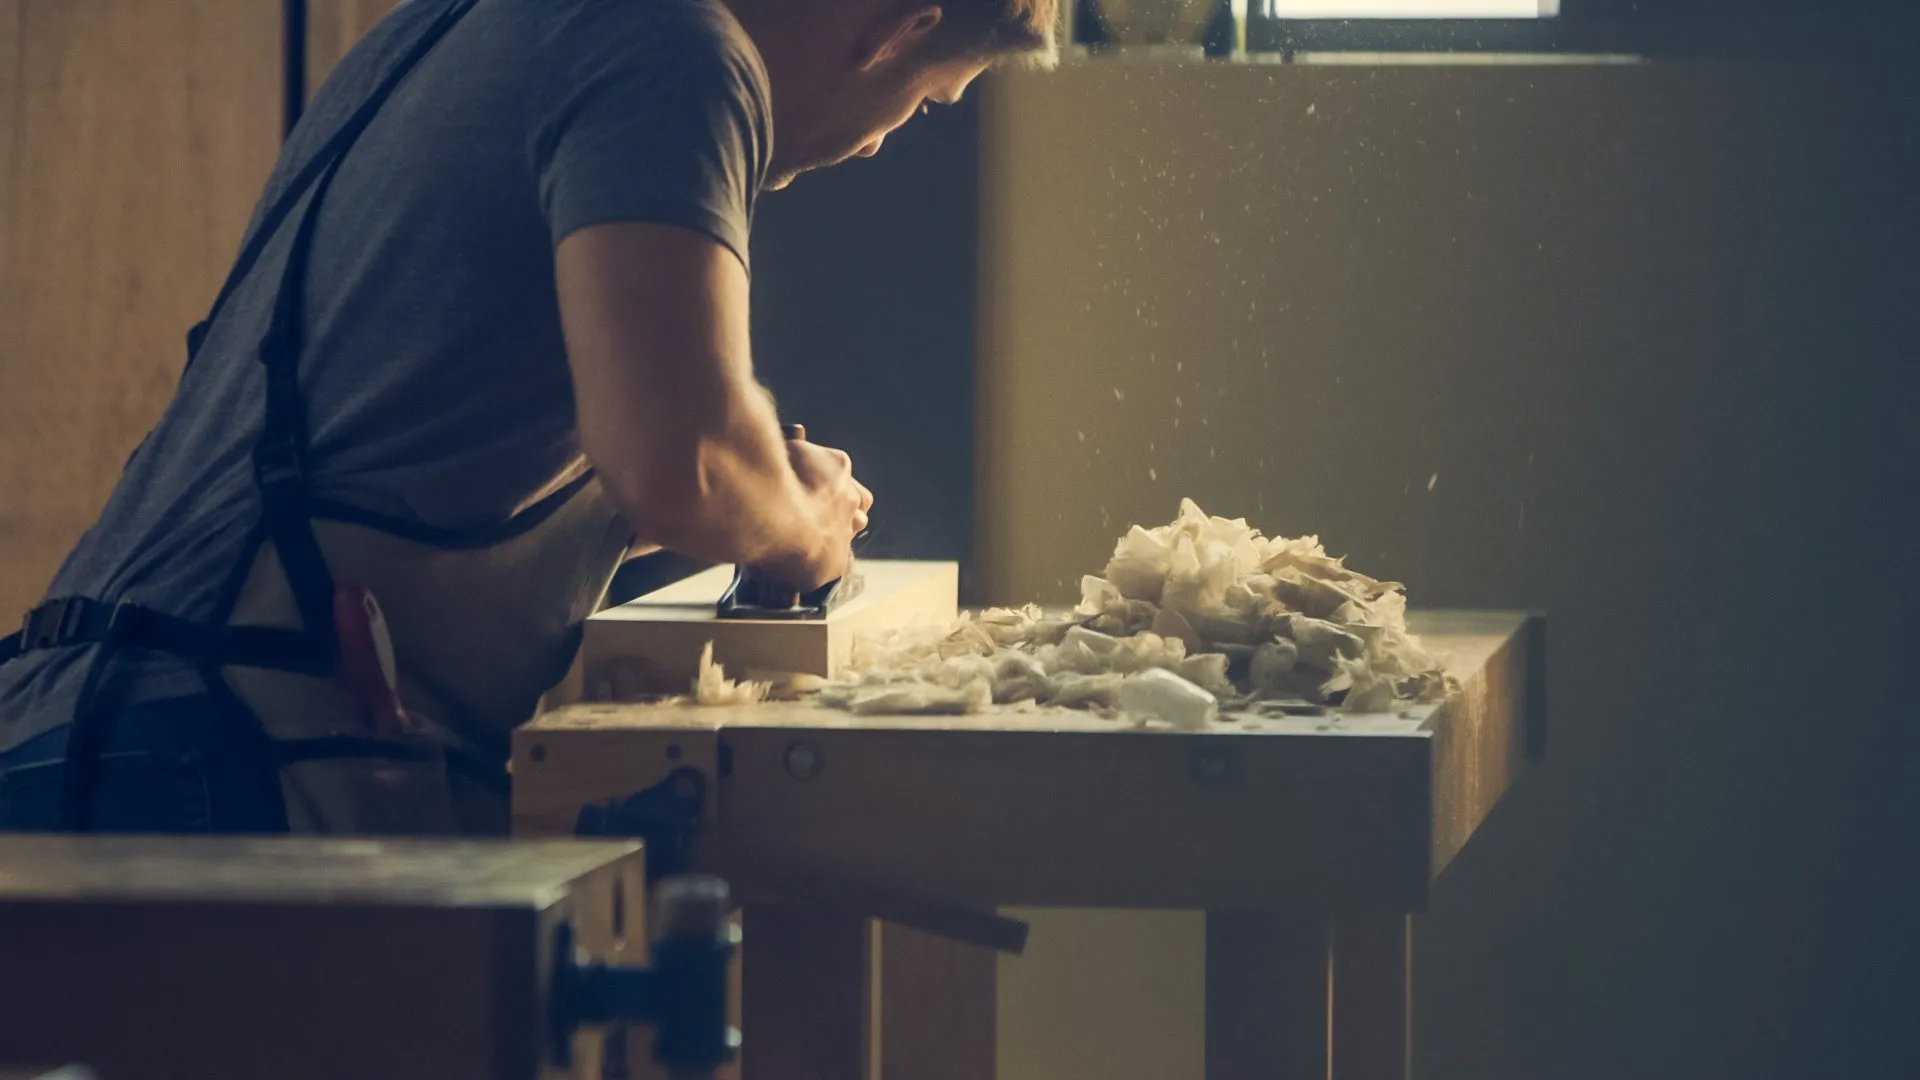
741, 907, 871, 1080
739, 911, 997, 1080
1205, 912, 1412, 1080
876, 922, 997, 1080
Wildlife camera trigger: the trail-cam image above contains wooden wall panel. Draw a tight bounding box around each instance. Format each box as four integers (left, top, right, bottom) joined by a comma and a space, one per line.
0, 4, 19, 336
0, 0, 282, 618
306, 0, 403, 93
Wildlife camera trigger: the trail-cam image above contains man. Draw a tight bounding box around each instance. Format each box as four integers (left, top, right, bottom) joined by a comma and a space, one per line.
0, 0, 1056, 833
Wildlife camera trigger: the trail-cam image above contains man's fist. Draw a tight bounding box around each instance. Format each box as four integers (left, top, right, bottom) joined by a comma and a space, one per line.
778, 436, 871, 587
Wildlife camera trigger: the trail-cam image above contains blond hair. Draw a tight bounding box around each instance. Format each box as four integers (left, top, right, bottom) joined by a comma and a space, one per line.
931, 0, 1061, 67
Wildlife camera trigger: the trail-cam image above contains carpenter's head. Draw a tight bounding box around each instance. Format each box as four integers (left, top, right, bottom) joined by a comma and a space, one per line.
728, 0, 1059, 188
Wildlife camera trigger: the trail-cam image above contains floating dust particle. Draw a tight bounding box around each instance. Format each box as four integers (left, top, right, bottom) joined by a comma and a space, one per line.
1149, 467, 1158, 481
1174, 396, 1183, 408
1307, 103, 1317, 115
1113, 387, 1125, 401
1176, 360, 1183, 372
1077, 430, 1086, 442
1428, 473, 1440, 492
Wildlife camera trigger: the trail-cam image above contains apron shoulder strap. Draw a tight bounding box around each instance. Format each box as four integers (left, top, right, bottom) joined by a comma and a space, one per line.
186, 0, 480, 362
233, 0, 480, 639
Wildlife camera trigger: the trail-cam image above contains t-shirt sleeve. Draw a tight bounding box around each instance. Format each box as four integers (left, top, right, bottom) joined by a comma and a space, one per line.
532, 8, 770, 271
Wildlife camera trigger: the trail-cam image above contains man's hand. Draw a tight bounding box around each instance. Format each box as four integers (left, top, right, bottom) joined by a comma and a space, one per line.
761, 438, 874, 588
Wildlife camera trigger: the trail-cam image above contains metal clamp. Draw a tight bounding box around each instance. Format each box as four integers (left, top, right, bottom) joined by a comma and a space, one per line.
551, 875, 741, 1075
574, 767, 708, 883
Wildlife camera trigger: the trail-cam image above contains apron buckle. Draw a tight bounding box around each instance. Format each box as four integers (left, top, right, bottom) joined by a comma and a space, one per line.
253, 440, 305, 490
22, 598, 88, 650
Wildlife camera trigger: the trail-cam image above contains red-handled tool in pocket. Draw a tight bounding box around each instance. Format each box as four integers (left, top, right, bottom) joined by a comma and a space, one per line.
333, 583, 413, 737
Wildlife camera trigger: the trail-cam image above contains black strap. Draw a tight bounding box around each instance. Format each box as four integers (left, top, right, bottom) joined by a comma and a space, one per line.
186, 0, 478, 364
4, 597, 333, 676
246, 0, 477, 642
252, 146, 350, 643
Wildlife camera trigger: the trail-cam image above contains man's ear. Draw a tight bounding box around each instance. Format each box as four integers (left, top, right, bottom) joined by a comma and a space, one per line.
856, 5, 943, 72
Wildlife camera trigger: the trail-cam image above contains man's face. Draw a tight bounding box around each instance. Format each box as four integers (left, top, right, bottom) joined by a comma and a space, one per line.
765, 19, 992, 189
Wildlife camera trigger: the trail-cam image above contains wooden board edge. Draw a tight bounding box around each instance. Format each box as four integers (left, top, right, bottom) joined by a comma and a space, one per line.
1424, 615, 1532, 885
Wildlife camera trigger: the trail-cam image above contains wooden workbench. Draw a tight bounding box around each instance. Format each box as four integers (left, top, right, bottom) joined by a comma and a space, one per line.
514, 611, 1543, 1080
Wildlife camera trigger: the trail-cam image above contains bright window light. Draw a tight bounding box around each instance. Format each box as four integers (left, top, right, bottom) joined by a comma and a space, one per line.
1257, 0, 1558, 15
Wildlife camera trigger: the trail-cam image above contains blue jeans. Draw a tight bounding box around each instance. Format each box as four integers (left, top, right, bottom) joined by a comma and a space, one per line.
0, 695, 288, 833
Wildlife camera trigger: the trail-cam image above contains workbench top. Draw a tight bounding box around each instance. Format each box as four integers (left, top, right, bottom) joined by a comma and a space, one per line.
0, 834, 642, 908
515, 611, 1543, 912
538, 609, 1521, 738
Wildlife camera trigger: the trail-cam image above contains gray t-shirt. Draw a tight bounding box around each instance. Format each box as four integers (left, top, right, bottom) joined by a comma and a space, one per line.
0, 0, 772, 750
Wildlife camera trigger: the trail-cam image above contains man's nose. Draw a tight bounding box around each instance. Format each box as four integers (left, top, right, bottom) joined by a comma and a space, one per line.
857, 135, 885, 158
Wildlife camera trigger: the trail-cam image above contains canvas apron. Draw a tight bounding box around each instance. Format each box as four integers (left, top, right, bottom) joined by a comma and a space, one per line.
0, 0, 631, 833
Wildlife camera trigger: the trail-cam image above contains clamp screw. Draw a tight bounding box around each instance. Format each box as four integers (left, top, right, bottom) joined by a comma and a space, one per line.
784, 741, 825, 781
1191, 748, 1237, 788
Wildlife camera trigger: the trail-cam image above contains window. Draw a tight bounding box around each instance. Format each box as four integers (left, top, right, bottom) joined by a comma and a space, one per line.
1257, 1, 1557, 14
1069, 0, 1614, 60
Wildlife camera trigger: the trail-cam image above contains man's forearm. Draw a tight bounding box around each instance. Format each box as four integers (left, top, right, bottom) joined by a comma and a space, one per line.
555, 222, 839, 583
589, 376, 829, 577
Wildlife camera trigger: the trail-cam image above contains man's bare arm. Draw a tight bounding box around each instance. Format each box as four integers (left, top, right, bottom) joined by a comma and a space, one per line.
555, 222, 861, 588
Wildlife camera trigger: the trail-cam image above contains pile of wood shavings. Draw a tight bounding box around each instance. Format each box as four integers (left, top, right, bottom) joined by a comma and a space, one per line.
818, 499, 1457, 724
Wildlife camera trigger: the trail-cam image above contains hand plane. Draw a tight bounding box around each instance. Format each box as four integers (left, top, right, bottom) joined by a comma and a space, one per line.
715, 423, 865, 620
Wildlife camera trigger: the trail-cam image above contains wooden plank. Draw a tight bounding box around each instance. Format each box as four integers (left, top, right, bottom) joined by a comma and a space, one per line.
512, 721, 720, 840
1205, 912, 1412, 1080
0, 2, 18, 359
0, 0, 281, 617
718, 723, 1428, 910
578, 561, 959, 699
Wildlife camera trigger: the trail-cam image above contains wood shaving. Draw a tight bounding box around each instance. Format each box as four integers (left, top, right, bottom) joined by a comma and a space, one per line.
693, 641, 770, 706
816, 499, 1457, 721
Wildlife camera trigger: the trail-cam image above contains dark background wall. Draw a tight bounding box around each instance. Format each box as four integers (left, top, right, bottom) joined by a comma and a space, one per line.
748, 98, 985, 595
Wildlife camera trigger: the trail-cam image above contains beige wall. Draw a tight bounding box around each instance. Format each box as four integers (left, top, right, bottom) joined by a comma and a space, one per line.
981, 58, 1914, 1079
0, 0, 280, 617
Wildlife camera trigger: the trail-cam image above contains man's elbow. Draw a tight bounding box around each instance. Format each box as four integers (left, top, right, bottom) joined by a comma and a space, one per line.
590, 438, 711, 548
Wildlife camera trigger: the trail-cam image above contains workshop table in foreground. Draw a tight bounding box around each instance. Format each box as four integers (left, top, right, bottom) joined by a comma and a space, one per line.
0, 836, 670, 1080
514, 611, 1544, 1080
